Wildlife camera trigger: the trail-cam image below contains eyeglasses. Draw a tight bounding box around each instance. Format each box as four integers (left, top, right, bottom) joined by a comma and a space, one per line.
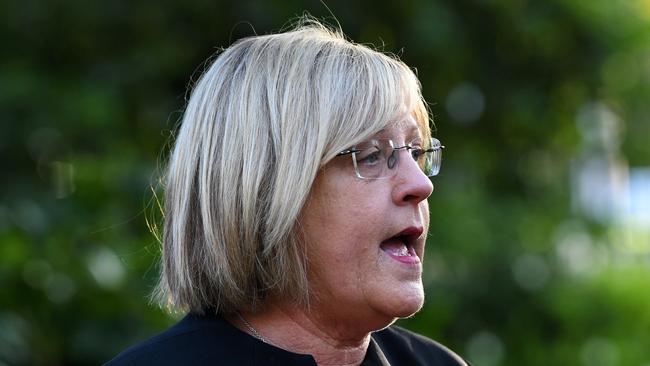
336, 137, 444, 179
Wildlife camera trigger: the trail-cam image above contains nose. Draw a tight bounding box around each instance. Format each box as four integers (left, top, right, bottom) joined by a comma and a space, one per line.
391, 150, 434, 205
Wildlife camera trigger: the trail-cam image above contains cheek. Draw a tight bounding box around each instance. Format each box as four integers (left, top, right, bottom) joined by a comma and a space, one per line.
303, 208, 383, 294
300, 169, 391, 290
308, 220, 375, 266
419, 200, 430, 227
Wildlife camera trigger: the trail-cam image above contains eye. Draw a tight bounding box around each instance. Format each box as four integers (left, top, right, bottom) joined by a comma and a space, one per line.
356, 147, 383, 166
409, 146, 425, 161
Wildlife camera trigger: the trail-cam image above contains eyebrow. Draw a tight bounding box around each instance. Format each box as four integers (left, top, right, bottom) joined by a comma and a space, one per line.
373, 124, 421, 140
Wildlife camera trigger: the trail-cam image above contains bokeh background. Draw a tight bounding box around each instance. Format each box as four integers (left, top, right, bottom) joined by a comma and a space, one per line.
1, 0, 649, 365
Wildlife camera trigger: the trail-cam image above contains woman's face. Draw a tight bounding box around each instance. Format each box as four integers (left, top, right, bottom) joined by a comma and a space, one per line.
300, 116, 434, 331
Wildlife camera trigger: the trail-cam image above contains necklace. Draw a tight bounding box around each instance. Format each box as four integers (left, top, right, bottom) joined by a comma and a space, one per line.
236, 312, 277, 347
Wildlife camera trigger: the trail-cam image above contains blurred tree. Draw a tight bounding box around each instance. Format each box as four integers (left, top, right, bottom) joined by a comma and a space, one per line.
1, 0, 648, 365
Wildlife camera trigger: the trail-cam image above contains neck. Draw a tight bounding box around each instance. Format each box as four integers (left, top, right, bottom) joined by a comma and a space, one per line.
229, 301, 387, 366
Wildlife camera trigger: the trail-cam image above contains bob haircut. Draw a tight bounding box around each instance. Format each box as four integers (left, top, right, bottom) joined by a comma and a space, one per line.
155, 18, 431, 314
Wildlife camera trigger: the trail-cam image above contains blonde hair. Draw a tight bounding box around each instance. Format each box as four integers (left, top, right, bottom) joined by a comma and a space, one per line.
155, 18, 431, 314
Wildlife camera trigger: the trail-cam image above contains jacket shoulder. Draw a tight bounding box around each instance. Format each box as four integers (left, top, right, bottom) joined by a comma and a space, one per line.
373, 325, 470, 366
104, 313, 247, 366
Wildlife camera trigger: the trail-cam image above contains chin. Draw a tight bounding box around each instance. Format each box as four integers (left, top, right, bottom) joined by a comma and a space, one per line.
377, 284, 425, 320
394, 293, 425, 318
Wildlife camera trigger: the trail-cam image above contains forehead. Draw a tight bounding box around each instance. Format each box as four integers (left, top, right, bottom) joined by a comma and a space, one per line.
374, 115, 422, 140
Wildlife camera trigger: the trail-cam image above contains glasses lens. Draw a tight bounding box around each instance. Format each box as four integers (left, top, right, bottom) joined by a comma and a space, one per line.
425, 138, 442, 177
350, 138, 442, 179
352, 140, 393, 179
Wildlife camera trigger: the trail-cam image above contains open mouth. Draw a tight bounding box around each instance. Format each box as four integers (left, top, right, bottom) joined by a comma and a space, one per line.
379, 227, 422, 263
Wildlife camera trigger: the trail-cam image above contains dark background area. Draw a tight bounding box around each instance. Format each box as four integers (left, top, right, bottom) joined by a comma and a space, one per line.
1, 0, 649, 365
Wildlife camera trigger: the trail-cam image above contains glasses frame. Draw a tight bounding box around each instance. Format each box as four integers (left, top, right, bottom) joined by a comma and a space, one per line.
336, 137, 444, 180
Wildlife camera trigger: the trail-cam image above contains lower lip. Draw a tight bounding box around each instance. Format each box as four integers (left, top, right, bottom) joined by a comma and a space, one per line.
383, 250, 421, 265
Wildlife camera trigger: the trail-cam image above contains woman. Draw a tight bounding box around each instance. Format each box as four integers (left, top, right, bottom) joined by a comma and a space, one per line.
107, 18, 468, 366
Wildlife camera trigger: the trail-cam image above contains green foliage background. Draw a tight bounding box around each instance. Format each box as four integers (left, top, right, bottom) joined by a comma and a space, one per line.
1, 0, 649, 365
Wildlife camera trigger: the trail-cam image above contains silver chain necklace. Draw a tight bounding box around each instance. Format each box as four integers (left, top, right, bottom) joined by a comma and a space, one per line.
236, 312, 277, 347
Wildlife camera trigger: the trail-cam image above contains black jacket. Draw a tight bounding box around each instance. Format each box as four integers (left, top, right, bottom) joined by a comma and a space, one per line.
106, 312, 468, 365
